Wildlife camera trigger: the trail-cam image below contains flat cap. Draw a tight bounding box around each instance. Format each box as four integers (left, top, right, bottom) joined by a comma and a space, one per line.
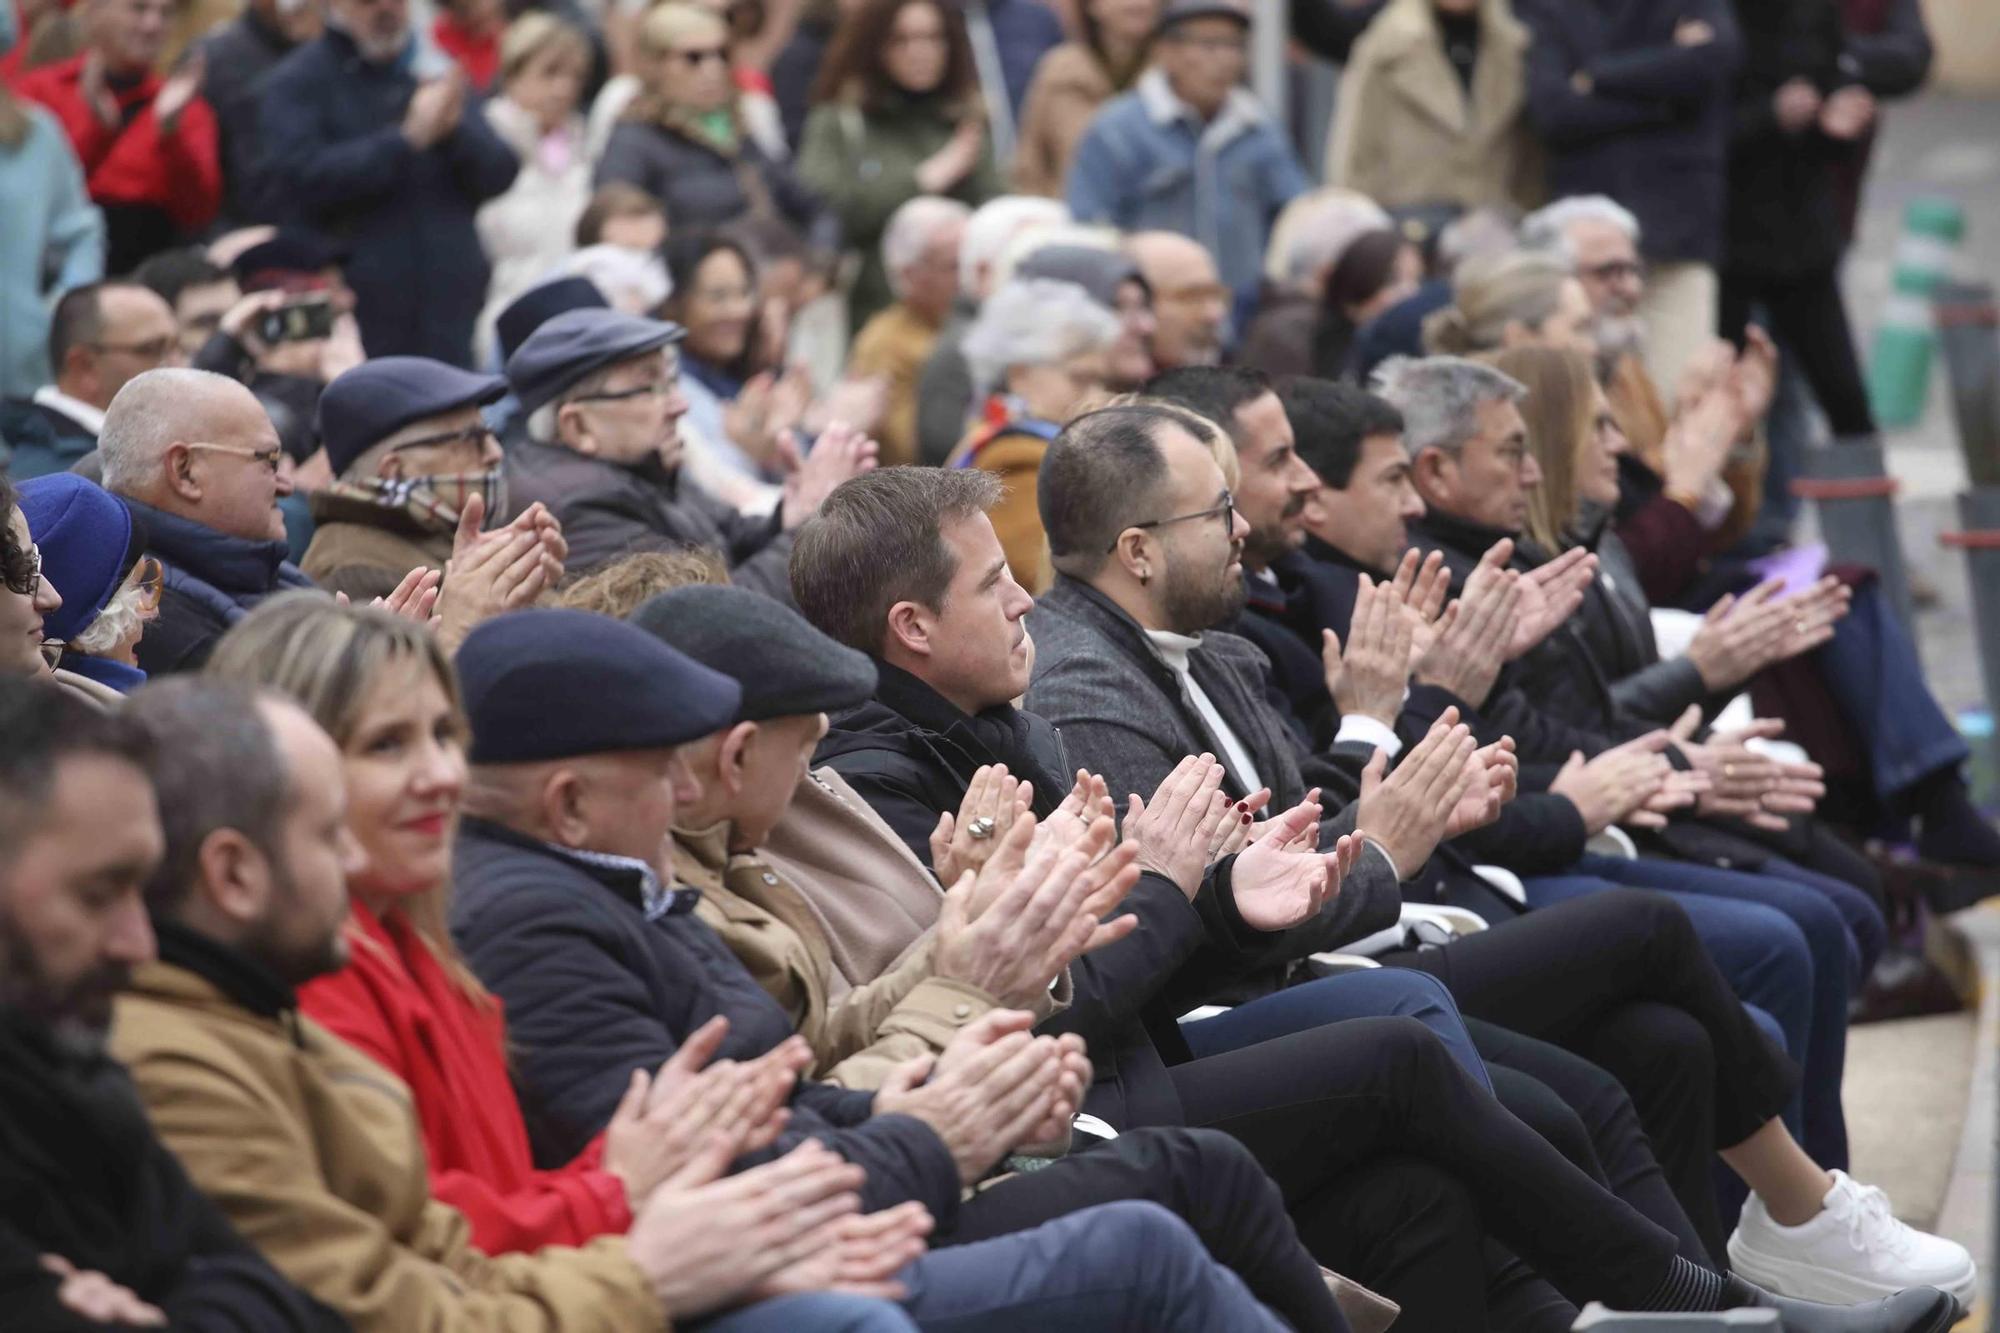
1016, 245, 1148, 311
1155, 0, 1249, 35
496, 276, 608, 367
507, 308, 685, 416
458, 609, 743, 764
631, 586, 877, 722
232, 229, 347, 288
315, 357, 508, 477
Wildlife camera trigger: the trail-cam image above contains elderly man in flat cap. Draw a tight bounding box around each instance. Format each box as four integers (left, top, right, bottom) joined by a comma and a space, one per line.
303, 357, 566, 617
502, 308, 877, 600
446, 606, 1356, 1333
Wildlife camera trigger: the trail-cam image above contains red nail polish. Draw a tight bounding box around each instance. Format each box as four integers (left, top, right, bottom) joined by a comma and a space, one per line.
1241, 813, 1252, 825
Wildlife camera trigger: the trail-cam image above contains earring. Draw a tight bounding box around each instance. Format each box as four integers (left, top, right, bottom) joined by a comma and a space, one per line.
1138, 567, 1151, 586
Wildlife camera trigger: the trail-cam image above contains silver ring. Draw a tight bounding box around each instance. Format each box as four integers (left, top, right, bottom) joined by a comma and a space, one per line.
967, 816, 997, 841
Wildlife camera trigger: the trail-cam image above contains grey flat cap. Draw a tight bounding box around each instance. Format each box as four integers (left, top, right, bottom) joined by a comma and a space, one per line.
630, 585, 878, 721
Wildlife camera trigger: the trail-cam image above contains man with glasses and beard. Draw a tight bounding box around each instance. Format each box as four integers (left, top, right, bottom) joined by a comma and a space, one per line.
0, 677, 344, 1331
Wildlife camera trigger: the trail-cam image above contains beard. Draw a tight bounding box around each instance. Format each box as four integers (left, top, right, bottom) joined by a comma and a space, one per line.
1595, 311, 1645, 368
0, 901, 130, 1034
1242, 494, 1306, 567
1160, 550, 1247, 634
240, 859, 350, 990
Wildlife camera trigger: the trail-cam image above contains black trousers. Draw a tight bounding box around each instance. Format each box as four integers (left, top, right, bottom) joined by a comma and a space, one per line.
1719, 265, 1876, 438
946, 1126, 1349, 1332
1165, 1016, 1686, 1331
1382, 890, 1799, 1252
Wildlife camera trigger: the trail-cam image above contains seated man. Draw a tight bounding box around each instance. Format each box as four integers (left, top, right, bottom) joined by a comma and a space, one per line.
0, 284, 179, 480
0, 677, 341, 1332
849, 198, 972, 468
304, 356, 565, 605
503, 308, 874, 596
443, 607, 1354, 1332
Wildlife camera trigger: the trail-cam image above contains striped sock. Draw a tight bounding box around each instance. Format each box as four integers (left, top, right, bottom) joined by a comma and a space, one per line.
1641, 1256, 1727, 1312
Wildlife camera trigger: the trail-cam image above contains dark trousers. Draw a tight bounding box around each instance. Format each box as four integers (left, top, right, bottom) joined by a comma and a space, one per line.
947, 1126, 1347, 1332
1720, 265, 1875, 437
1382, 891, 1800, 1254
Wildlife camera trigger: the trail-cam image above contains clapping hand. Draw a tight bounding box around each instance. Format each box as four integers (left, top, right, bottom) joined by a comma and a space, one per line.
780, 421, 880, 528
751, 1202, 934, 1303
1414, 543, 1522, 706
434, 494, 568, 651
1509, 547, 1597, 660
1322, 570, 1414, 725
1124, 754, 1235, 899
1232, 791, 1365, 932
873, 1011, 1068, 1185
1355, 708, 1477, 875
930, 764, 1032, 887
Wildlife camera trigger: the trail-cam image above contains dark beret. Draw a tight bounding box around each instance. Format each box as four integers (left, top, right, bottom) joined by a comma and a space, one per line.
1016, 245, 1148, 311
496, 276, 609, 367
506, 309, 685, 416
232, 229, 347, 288
458, 609, 743, 763
314, 357, 508, 477
630, 585, 878, 722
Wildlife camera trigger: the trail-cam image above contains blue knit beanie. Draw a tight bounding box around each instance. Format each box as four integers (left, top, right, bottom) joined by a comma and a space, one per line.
18, 474, 146, 644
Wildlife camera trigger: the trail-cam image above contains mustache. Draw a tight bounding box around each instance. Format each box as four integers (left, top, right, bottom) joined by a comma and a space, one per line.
1281, 493, 1308, 519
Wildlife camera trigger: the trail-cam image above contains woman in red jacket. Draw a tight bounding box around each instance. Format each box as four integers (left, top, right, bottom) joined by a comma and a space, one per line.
206, 591, 801, 1256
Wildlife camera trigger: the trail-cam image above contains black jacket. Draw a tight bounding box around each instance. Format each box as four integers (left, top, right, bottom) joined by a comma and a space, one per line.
198, 10, 301, 225
123, 498, 315, 676
0, 1005, 345, 1333
1514, 0, 1742, 265
594, 121, 837, 253
448, 817, 962, 1219
259, 28, 519, 366
503, 436, 796, 599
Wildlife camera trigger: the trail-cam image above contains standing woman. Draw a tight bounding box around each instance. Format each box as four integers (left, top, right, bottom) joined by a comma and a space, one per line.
1008, 0, 1157, 197
597, 3, 836, 249
797, 0, 1003, 332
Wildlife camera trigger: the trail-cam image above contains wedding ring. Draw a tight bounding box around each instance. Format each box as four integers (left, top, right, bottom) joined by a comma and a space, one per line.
967, 816, 997, 840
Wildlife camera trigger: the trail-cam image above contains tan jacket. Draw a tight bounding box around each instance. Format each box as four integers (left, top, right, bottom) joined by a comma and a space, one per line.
847, 301, 944, 469
947, 427, 1051, 594
678, 770, 1066, 1090
1010, 44, 1117, 198
1325, 0, 1541, 211
111, 959, 665, 1333
300, 497, 456, 604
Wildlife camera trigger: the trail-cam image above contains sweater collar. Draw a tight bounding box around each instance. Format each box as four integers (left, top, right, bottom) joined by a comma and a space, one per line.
1410, 505, 1516, 563
121, 498, 294, 594
150, 917, 299, 1020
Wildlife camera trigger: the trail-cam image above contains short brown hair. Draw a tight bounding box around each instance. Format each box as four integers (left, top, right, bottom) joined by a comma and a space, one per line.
790, 468, 1001, 655
554, 548, 730, 619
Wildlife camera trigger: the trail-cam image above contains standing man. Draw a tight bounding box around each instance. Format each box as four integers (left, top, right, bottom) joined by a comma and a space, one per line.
258, 0, 517, 367
1066, 0, 1305, 325
198, 0, 324, 225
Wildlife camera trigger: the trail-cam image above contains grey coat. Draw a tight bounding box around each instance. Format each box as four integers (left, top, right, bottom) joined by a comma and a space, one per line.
504, 435, 796, 602
1026, 575, 1401, 953
594, 121, 838, 253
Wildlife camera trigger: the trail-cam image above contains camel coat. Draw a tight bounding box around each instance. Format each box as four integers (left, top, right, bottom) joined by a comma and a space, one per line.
1325, 0, 1543, 211
1009, 43, 1118, 198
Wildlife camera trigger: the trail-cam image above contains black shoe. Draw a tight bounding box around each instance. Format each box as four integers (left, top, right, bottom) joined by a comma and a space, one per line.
1720, 1276, 1959, 1332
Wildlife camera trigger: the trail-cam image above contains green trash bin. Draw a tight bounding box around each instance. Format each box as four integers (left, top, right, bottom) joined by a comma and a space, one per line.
1868, 196, 1965, 428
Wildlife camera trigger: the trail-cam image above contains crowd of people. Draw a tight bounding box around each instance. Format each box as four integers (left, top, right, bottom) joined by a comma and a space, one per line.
1, 0, 1990, 1325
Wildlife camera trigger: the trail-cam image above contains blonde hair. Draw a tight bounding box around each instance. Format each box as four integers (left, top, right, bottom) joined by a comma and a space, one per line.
1423, 250, 1572, 356
638, 2, 727, 57
554, 549, 729, 619
500, 11, 590, 83
1488, 344, 1597, 553
205, 593, 489, 1005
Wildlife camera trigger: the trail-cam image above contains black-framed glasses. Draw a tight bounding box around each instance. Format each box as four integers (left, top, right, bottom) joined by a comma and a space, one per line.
92, 335, 177, 361
571, 379, 679, 405
1108, 491, 1235, 553
388, 423, 499, 455
2, 541, 41, 597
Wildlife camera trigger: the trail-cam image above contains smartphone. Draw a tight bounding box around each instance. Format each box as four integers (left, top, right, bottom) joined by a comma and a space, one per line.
256, 297, 336, 345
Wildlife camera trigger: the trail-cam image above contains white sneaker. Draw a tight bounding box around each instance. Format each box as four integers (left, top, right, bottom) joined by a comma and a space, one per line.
1728, 1171, 1977, 1309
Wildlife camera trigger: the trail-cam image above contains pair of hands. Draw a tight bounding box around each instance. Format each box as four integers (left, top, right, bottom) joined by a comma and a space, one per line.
1684, 574, 1850, 692
779, 420, 880, 529
1549, 730, 1707, 835
403, 71, 468, 149
1671, 710, 1826, 831
1355, 708, 1519, 874
1663, 328, 1780, 502
81, 47, 204, 132
361, 493, 568, 650
1775, 77, 1876, 139
1408, 542, 1598, 705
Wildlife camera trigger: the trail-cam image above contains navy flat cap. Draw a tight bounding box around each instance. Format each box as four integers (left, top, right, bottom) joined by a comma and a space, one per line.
507, 309, 686, 416
232, 229, 347, 287
496, 276, 609, 367
459, 609, 743, 764
315, 357, 509, 477
631, 585, 877, 722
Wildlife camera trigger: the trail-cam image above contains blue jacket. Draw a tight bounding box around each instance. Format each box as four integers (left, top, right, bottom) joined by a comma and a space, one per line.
0, 105, 103, 400
258, 29, 518, 367
121, 498, 313, 676
448, 817, 963, 1220
1066, 71, 1305, 314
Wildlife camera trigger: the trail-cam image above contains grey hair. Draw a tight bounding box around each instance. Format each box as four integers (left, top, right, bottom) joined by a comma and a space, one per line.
1520, 195, 1642, 262
1371, 355, 1525, 456
959, 196, 1071, 295
71, 579, 148, 657
1261, 187, 1392, 286
882, 196, 972, 299
961, 278, 1121, 396
526, 363, 620, 446
99, 367, 251, 495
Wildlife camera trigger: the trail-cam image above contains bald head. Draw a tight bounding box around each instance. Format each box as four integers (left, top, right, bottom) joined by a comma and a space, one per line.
1127, 232, 1226, 369
101, 369, 292, 543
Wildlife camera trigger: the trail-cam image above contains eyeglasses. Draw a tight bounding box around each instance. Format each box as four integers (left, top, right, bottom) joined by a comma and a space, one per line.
186, 440, 285, 473
92, 335, 177, 361
1109, 490, 1235, 552
132, 556, 164, 614
388, 423, 499, 455
570, 378, 680, 405
1580, 258, 1645, 285
2, 541, 42, 597
669, 45, 729, 67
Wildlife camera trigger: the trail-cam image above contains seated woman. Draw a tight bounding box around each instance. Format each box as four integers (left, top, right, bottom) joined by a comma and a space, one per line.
948, 276, 1120, 591
1309, 226, 1424, 381
798, 0, 1003, 332
0, 472, 65, 685
596, 4, 835, 251
18, 472, 158, 699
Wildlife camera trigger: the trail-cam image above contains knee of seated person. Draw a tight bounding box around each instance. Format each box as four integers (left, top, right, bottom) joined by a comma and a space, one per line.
1081, 1200, 1208, 1266
1602, 886, 1700, 947
1358, 1156, 1480, 1224
1361, 1014, 1462, 1073
1619, 1007, 1715, 1079
1342, 966, 1461, 1018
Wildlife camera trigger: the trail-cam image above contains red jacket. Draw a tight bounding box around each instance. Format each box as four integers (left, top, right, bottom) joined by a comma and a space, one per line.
297, 902, 634, 1255
11, 52, 221, 228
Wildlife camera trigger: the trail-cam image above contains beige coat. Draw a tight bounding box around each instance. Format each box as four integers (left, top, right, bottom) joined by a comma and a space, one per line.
1325, 0, 1542, 211
111, 959, 665, 1333
1010, 43, 1118, 198
679, 768, 1067, 1090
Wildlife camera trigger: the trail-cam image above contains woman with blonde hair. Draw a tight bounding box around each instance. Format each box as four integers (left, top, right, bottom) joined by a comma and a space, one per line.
1422, 248, 1595, 359
204, 593, 705, 1257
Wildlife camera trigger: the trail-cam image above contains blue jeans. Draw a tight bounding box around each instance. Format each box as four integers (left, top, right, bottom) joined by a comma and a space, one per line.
700, 1293, 918, 1332
898, 1201, 1293, 1332
1813, 578, 1970, 801
1179, 966, 1493, 1091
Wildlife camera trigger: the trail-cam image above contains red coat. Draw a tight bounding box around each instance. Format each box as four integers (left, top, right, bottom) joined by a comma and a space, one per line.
11, 52, 221, 229
297, 902, 633, 1255
431, 15, 499, 92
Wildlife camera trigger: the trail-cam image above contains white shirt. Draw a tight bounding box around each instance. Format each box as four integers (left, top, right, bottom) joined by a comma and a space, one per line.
32, 385, 104, 437
1145, 628, 1267, 795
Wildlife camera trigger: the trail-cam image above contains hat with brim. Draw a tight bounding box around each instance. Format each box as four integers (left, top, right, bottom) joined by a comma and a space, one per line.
1155, 0, 1250, 38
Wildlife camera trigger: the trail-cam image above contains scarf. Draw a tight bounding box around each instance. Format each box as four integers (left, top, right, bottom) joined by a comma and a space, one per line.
318, 468, 507, 537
